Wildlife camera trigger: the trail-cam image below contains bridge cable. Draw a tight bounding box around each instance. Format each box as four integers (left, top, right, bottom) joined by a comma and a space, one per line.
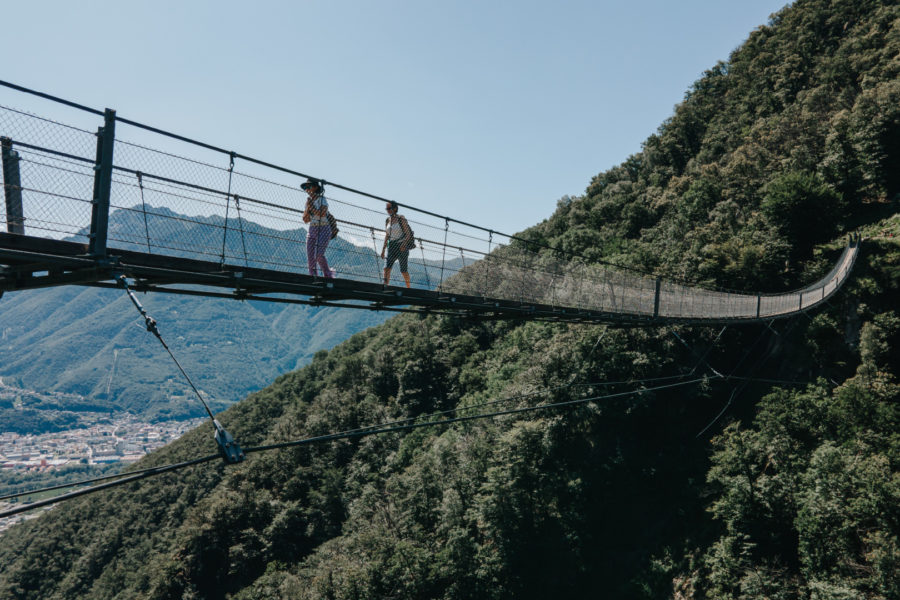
0, 375, 714, 518
116, 275, 244, 463
3, 368, 834, 518
234, 194, 250, 267
588, 331, 607, 356
136, 171, 152, 253
670, 326, 727, 378
439, 219, 449, 292
244, 377, 715, 455
220, 152, 236, 267
723, 375, 831, 387
0, 460, 208, 503
0, 454, 219, 519
0, 374, 689, 502
695, 318, 797, 438
370, 227, 383, 283
694, 322, 773, 438
419, 241, 432, 288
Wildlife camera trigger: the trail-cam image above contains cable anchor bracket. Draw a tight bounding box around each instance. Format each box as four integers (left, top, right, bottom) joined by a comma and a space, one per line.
213, 419, 245, 463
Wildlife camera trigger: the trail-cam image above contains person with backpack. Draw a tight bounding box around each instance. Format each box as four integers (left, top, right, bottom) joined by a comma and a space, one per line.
381, 200, 413, 288
301, 178, 335, 278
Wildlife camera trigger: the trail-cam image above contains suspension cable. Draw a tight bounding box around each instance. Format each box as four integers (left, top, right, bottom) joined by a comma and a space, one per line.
670, 325, 727, 377
136, 171, 151, 253
234, 194, 249, 267
116, 276, 244, 463
245, 377, 715, 454
419, 242, 432, 288
695, 319, 790, 438
0, 454, 219, 519
0, 460, 202, 503
3, 367, 834, 519
13, 369, 727, 501
220, 152, 236, 266
0, 373, 686, 503
1, 375, 715, 519
439, 218, 449, 291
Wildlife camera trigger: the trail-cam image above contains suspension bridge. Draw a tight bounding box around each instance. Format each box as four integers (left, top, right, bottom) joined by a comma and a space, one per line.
0, 80, 866, 519
0, 81, 860, 325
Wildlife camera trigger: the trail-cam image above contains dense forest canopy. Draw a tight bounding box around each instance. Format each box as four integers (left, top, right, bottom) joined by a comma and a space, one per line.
1, 0, 898, 598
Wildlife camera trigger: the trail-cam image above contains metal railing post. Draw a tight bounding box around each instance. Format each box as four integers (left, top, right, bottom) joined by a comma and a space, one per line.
484, 230, 493, 298
439, 218, 449, 292
653, 277, 661, 318
89, 109, 116, 257
1, 137, 25, 234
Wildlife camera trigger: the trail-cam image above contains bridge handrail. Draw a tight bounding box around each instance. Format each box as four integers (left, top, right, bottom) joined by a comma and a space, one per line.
0, 78, 728, 292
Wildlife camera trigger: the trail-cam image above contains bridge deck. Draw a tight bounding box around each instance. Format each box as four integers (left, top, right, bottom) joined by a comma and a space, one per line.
0, 232, 638, 323
0, 232, 860, 325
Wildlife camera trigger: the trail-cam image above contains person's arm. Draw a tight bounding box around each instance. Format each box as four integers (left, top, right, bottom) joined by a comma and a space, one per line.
381, 221, 389, 258
302, 198, 312, 224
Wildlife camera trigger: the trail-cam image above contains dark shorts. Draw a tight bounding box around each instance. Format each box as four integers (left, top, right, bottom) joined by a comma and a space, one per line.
385, 239, 409, 272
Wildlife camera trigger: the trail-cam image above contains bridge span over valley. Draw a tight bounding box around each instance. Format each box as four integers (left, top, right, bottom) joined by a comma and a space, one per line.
0, 81, 859, 325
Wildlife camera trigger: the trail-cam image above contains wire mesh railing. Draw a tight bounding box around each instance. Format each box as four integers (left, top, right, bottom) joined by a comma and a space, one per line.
0, 81, 859, 322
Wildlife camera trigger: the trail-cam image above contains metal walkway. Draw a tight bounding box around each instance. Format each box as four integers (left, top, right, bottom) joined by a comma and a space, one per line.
0, 81, 860, 324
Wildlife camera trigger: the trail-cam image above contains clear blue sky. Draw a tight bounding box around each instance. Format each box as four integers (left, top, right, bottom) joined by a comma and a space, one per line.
1, 0, 788, 236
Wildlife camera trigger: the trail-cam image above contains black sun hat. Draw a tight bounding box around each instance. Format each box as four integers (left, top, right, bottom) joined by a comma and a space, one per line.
301, 178, 323, 191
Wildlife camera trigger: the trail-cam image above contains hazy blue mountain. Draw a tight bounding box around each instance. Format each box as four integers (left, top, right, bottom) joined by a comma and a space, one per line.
0, 206, 401, 426
0, 285, 390, 423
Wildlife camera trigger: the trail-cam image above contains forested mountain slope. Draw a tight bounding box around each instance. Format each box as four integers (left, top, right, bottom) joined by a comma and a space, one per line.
1, 0, 898, 598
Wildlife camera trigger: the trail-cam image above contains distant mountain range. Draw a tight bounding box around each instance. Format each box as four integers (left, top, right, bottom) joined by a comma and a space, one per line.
0, 205, 424, 428
0, 285, 388, 423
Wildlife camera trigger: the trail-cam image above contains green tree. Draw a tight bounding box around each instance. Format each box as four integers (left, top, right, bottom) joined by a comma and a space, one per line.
761, 171, 846, 263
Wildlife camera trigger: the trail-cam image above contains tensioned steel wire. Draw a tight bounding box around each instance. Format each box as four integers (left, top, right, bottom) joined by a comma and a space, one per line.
0, 372, 701, 503
0, 374, 719, 519
0, 87, 859, 322
7, 366, 830, 518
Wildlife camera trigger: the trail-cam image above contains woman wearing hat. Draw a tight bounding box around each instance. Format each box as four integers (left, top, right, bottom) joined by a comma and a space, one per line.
301, 178, 335, 278
381, 200, 412, 288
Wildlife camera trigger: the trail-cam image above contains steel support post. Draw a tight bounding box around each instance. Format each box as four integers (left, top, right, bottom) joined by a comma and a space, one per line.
653, 277, 661, 318
89, 109, 116, 257
438, 218, 448, 292
1, 137, 25, 234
